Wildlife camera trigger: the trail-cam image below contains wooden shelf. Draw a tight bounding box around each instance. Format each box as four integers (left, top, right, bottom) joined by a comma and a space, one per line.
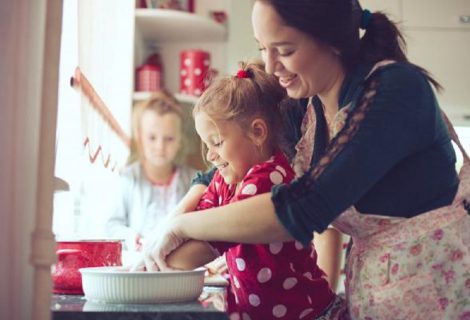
135, 9, 227, 43
133, 91, 199, 105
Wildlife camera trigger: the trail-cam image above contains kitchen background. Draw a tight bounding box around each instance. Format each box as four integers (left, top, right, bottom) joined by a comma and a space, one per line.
0, 0, 469, 319
52, 0, 470, 241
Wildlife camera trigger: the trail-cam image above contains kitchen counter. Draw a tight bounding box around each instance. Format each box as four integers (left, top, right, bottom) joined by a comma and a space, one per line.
51, 287, 228, 320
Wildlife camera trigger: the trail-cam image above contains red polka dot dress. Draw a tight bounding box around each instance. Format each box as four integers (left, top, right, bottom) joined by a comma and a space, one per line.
196, 152, 335, 319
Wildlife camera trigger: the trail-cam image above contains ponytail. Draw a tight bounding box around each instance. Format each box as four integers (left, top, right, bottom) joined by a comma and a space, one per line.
360, 12, 442, 91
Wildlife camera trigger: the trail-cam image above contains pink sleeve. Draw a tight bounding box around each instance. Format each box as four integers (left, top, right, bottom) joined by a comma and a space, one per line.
193, 173, 236, 255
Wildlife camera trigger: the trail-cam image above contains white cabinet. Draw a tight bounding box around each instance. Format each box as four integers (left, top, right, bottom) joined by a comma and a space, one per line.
361, 0, 470, 126
133, 8, 228, 104
131, 1, 258, 168
402, 0, 470, 29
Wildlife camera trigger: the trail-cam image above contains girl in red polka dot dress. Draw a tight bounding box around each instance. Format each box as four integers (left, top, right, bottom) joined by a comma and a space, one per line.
164, 62, 343, 319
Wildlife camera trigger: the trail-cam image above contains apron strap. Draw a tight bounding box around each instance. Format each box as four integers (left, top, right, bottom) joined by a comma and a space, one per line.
440, 109, 470, 164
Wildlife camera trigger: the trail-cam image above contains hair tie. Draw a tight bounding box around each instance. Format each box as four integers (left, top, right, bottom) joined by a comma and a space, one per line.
360, 9, 372, 30
236, 69, 250, 79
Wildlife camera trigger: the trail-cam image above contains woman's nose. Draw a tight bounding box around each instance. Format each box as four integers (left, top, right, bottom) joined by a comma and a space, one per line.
264, 51, 278, 75
206, 148, 217, 162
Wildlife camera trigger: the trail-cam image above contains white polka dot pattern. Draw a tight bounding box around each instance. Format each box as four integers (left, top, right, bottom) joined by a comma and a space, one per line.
248, 294, 261, 307
235, 258, 246, 271
229, 313, 240, 320
241, 184, 257, 195
269, 242, 283, 254
294, 241, 303, 250
303, 272, 313, 280
257, 267, 272, 283
273, 304, 287, 318
194, 68, 201, 75
241, 313, 252, 320
233, 275, 240, 288
299, 308, 314, 319
275, 165, 287, 177
289, 263, 295, 272
269, 171, 283, 185
283, 277, 298, 290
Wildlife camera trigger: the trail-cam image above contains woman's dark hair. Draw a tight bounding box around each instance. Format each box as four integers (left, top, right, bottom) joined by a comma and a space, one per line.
258, 0, 442, 91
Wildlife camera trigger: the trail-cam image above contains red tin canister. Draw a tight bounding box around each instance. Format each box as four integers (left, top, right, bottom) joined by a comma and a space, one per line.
180, 49, 211, 97
136, 53, 163, 92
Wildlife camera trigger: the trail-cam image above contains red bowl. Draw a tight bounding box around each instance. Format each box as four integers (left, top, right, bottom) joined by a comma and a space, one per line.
51, 240, 122, 295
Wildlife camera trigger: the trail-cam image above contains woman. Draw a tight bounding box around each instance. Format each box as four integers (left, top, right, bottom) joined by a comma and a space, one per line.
142, 0, 470, 318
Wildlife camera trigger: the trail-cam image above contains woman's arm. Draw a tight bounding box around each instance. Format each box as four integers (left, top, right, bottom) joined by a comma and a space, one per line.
177, 193, 293, 244
313, 228, 343, 292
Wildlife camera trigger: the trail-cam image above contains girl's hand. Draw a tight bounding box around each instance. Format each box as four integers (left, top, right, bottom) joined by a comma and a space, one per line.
142, 217, 187, 271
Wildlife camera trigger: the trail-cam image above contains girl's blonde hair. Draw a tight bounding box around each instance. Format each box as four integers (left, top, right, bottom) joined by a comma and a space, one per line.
128, 90, 186, 165
193, 60, 286, 155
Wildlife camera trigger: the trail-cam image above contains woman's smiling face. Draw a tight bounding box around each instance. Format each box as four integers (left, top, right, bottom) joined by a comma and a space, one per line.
252, 1, 341, 99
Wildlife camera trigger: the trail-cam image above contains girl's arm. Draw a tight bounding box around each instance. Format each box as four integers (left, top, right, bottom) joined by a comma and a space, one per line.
166, 240, 217, 270
167, 184, 207, 218
313, 228, 343, 292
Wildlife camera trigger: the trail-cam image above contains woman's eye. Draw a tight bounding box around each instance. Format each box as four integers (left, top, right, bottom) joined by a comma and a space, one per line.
213, 141, 223, 147
164, 137, 175, 142
279, 50, 294, 57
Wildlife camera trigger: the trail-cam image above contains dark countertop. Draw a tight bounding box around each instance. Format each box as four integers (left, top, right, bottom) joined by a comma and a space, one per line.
51, 287, 229, 320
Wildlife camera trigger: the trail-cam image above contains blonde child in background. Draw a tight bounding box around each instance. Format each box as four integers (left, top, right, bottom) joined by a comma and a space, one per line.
106, 91, 196, 251
136, 62, 343, 320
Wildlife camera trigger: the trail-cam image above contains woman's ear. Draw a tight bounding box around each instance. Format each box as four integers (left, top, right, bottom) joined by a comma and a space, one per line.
248, 118, 268, 147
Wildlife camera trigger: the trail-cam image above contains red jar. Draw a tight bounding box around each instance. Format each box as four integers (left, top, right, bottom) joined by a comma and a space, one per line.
180, 49, 211, 97
51, 240, 122, 295
136, 64, 162, 92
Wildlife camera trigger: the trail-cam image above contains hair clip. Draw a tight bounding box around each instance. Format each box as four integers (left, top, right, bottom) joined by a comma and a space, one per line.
236, 69, 250, 79
360, 9, 372, 30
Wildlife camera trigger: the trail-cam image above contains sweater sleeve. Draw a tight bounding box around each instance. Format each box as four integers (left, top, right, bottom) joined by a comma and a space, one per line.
272, 63, 441, 246
105, 171, 133, 240
191, 166, 216, 187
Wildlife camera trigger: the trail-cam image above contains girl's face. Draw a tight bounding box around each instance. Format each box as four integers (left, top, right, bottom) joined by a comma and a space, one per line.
252, 1, 342, 99
140, 110, 182, 168
195, 112, 261, 185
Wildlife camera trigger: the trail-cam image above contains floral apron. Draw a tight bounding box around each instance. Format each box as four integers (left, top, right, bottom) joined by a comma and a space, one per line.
293, 61, 470, 319
328, 66, 470, 318
331, 112, 470, 319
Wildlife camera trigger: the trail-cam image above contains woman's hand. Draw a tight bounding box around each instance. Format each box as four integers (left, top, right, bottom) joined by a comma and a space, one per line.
131, 216, 187, 271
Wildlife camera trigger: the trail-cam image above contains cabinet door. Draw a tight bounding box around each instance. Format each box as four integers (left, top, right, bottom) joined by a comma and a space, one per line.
403, 0, 470, 29
406, 29, 470, 123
